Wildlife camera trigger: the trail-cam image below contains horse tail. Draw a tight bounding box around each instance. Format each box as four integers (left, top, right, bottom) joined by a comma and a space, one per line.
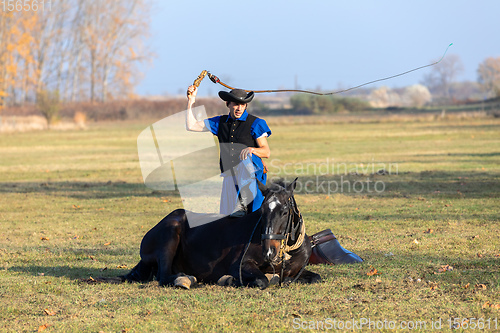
121, 260, 156, 283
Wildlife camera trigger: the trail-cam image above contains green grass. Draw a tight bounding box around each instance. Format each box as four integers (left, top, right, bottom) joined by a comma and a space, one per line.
1, 117, 499, 332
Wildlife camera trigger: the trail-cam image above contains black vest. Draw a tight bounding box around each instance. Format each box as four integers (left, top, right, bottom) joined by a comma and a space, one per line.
217, 114, 258, 173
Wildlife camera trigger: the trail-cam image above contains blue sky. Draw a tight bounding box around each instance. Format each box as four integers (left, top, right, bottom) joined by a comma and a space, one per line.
136, 1, 499, 97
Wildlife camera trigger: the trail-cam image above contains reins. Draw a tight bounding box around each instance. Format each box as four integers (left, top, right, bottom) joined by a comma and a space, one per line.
285, 195, 310, 285
239, 215, 262, 286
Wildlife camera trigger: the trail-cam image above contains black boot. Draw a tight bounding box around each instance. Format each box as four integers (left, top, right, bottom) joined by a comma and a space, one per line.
229, 184, 251, 218
229, 199, 247, 218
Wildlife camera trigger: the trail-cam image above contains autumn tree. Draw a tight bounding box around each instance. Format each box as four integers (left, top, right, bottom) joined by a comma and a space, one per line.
2, 8, 70, 104
0, 11, 17, 109
11, 13, 38, 104
80, 0, 151, 102
477, 57, 500, 98
0, 0, 152, 107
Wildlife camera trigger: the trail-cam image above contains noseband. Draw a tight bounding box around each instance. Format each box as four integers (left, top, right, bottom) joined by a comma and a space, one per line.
261, 233, 286, 240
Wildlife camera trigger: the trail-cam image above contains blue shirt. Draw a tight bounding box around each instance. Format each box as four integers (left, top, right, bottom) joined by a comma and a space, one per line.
204, 110, 272, 140
205, 111, 271, 213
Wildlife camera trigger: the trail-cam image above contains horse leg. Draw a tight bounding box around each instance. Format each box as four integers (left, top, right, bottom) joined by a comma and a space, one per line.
122, 260, 156, 283
290, 269, 322, 284
155, 217, 185, 287
228, 262, 270, 290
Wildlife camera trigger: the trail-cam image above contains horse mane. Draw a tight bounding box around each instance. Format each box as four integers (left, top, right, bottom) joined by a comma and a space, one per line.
266, 178, 291, 196
267, 179, 292, 194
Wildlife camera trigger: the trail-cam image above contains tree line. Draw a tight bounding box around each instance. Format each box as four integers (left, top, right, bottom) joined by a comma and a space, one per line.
0, 0, 151, 111
294, 54, 500, 112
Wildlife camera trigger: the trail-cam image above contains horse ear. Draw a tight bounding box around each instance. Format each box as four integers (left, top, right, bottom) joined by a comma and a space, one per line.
287, 177, 298, 192
257, 179, 268, 194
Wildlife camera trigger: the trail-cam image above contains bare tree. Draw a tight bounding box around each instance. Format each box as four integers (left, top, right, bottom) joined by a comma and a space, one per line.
79, 0, 103, 102
32, 9, 59, 95
80, 0, 151, 102
422, 54, 464, 98
477, 57, 500, 98
100, 0, 151, 101
51, 2, 73, 95
69, 0, 88, 102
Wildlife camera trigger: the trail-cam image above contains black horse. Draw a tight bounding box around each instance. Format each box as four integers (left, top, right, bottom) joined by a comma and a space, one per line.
122, 178, 321, 289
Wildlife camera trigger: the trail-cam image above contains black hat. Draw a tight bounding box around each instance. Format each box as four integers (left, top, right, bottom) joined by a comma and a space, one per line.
218, 89, 254, 104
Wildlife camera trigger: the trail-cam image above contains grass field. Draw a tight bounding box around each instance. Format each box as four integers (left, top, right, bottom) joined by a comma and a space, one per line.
1, 116, 499, 332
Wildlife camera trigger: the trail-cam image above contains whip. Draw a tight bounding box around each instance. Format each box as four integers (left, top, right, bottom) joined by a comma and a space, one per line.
188, 43, 453, 96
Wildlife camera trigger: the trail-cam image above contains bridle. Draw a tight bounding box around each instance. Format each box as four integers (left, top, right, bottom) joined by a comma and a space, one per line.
260, 194, 306, 286
261, 195, 301, 254
238, 188, 308, 287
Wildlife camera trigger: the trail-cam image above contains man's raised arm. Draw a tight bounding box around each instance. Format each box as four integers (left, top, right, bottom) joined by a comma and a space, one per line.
186, 85, 208, 132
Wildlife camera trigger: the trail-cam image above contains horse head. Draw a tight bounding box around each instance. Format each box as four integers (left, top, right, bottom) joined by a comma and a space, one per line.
259, 178, 299, 264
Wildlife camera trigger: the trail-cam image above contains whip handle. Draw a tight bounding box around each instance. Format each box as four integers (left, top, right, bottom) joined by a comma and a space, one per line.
188, 70, 207, 95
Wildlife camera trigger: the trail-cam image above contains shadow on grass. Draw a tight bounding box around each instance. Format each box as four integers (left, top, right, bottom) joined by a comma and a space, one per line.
8, 265, 129, 280
276, 170, 499, 199
6, 245, 138, 280
414, 152, 500, 158
0, 180, 176, 199
307, 210, 499, 227
392, 152, 499, 166
8, 252, 499, 288
0, 171, 498, 200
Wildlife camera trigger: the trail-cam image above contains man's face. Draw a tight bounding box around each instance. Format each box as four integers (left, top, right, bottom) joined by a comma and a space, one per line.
228, 102, 247, 119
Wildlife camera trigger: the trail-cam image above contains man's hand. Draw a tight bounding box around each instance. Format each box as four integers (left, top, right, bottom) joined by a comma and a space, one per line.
240, 147, 254, 160
187, 85, 197, 105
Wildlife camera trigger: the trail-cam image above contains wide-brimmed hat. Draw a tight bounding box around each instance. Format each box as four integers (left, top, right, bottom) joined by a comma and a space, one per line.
218, 89, 254, 104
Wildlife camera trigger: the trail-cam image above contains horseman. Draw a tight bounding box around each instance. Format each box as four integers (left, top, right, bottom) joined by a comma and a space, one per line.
186, 85, 272, 217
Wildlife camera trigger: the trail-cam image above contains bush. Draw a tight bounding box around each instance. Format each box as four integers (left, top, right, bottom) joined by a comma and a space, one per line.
290, 94, 369, 114
36, 90, 60, 127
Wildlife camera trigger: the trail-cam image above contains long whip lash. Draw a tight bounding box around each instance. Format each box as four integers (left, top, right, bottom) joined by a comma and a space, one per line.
191, 43, 453, 96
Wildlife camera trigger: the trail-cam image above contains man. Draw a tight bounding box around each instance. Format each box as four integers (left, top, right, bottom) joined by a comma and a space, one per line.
186, 85, 271, 217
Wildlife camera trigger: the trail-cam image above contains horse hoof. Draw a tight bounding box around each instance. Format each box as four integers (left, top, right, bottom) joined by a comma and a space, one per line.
174, 275, 197, 289
266, 274, 280, 286
256, 278, 269, 290
217, 275, 234, 286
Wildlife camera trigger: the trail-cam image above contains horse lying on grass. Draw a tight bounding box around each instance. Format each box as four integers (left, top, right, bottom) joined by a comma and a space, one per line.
118, 178, 320, 290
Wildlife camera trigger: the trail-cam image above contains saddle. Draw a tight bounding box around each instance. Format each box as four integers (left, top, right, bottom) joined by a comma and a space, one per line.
308, 229, 363, 265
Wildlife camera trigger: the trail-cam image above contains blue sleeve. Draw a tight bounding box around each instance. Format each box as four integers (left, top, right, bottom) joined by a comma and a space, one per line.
204, 116, 221, 136
251, 118, 272, 139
